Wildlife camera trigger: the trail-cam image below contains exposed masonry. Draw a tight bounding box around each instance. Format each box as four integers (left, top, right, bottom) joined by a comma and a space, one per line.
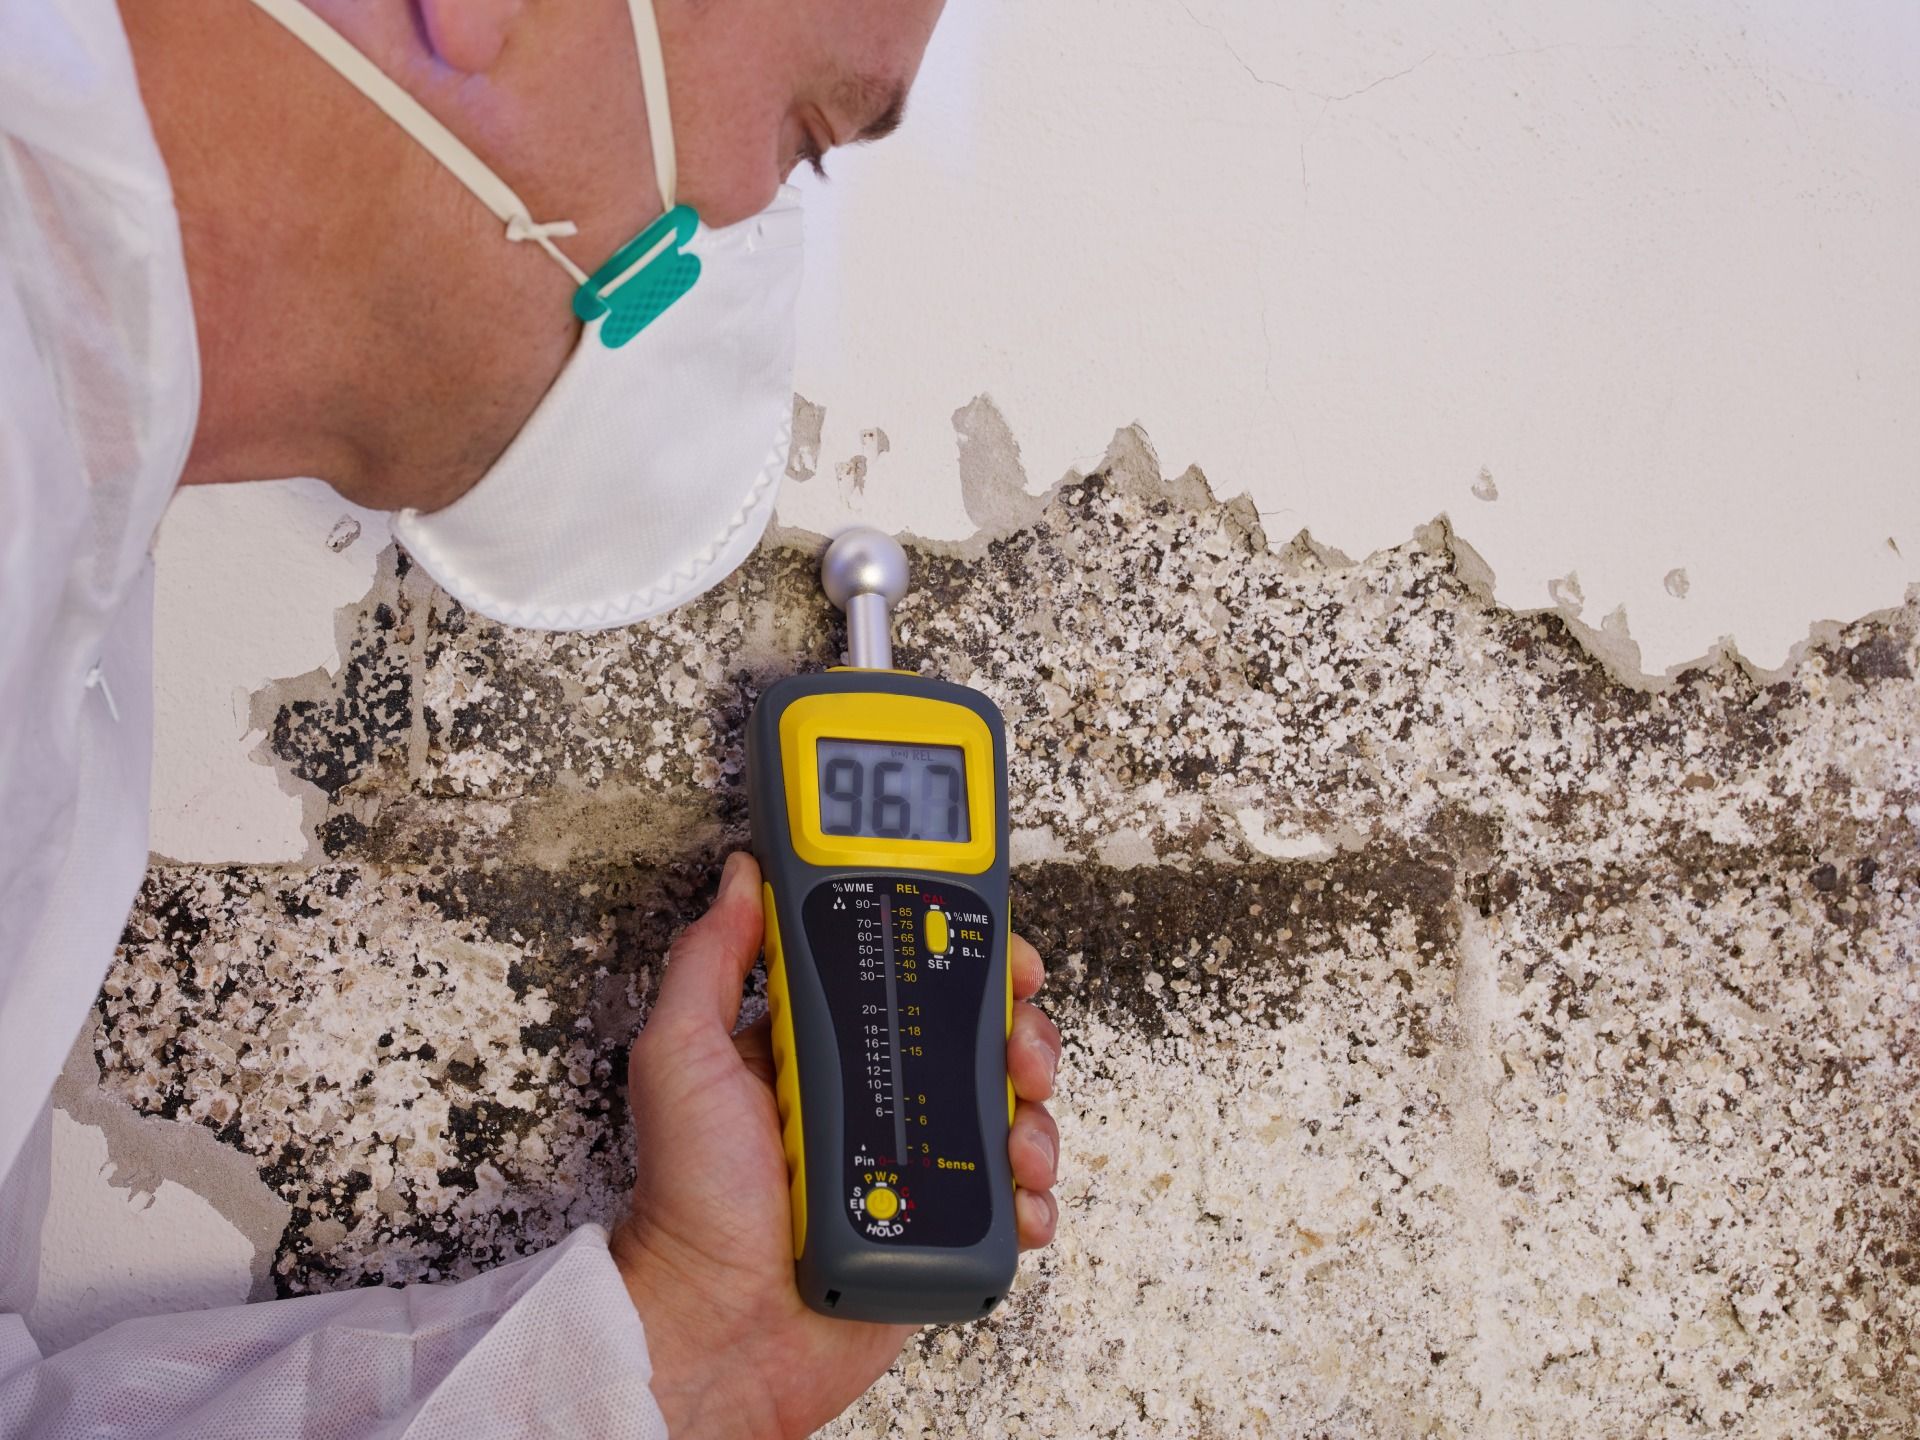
93, 431, 1917, 1437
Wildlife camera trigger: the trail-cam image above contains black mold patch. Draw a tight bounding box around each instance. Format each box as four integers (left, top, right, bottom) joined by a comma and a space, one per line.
94, 447, 1920, 1429
1015, 853, 1456, 1044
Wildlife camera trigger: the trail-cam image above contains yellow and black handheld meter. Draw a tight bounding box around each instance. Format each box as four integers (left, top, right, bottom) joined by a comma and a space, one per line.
747, 529, 1017, 1324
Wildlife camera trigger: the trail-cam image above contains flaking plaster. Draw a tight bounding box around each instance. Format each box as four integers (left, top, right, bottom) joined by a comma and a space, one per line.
48, 434, 1920, 1436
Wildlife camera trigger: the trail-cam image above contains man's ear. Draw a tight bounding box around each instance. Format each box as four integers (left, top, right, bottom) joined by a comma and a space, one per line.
417, 0, 524, 74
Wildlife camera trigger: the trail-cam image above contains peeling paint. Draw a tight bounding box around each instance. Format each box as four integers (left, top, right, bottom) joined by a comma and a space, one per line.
787, 393, 826, 482
27, 1111, 255, 1353
78, 434, 1920, 1435
1547, 569, 1584, 616
952, 394, 1046, 536
53, 1019, 290, 1304
836, 453, 869, 500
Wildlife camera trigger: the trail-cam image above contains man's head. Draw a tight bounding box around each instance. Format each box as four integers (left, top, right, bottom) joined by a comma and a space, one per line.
136, 0, 944, 509
410, 0, 943, 230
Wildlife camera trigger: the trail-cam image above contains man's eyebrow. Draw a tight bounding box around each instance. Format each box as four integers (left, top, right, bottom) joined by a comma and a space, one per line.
834, 74, 909, 144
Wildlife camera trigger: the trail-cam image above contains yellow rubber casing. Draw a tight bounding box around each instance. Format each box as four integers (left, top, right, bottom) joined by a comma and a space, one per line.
1007, 931, 1017, 1125
777, 692, 997, 875
763, 882, 807, 1258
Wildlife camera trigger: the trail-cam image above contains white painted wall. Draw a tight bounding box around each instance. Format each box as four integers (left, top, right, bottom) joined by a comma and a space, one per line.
776, 0, 1920, 673
150, 482, 388, 864
28, 1112, 254, 1352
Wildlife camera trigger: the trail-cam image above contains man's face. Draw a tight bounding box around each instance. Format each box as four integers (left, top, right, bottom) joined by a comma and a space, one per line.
194, 0, 949, 515
662, 0, 949, 227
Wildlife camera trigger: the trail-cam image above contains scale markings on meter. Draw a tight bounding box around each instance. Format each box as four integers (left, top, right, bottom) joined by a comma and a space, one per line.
746, 529, 1017, 1325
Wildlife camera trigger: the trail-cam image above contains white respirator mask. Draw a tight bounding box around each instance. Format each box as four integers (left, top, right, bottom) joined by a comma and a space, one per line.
249, 0, 801, 630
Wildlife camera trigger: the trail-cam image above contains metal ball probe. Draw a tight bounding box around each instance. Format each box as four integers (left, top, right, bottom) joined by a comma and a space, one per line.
822, 527, 910, 672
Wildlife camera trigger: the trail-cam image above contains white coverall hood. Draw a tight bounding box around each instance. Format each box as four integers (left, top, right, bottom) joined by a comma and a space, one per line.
0, 7, 669, 1434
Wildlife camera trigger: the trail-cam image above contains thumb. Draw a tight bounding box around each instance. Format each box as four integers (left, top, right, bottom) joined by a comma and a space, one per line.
654, 852, 765, 1033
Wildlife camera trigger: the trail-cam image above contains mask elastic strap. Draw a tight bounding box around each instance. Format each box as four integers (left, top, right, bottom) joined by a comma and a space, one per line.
622, 0, 679, 211
246, 0, 684, 286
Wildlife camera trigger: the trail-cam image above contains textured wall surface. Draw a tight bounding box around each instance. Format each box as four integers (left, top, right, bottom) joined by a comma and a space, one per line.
76, 437, 1919, 1436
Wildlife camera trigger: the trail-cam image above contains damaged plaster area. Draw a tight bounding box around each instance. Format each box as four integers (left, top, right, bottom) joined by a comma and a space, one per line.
84, 432, 1918, 1435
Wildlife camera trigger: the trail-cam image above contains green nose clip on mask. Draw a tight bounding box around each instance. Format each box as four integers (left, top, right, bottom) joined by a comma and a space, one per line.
573, 204, 702, 347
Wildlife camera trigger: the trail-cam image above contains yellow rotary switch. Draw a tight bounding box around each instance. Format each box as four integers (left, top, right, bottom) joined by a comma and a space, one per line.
863, 1186, 902, 1222
924, 907, 950, 955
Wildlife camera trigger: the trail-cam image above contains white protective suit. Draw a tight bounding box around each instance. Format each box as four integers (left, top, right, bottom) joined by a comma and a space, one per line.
0, 3, 670, 1434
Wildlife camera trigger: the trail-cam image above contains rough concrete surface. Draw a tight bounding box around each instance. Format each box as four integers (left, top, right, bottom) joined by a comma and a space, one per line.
85, 431, 1917, 1436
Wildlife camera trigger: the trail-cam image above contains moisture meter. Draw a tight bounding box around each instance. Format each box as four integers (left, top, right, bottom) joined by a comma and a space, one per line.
746, 529, 1017, 1324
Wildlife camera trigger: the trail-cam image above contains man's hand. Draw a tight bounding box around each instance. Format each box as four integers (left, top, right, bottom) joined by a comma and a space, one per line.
612, 853, 1062, 1440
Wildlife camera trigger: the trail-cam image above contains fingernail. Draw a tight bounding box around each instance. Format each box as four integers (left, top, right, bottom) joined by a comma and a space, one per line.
1025, 1029, 1061, 1076
720, 852, 749, 895
1036, 1130, 1057, 1172
1019, 1188, 1053, 1232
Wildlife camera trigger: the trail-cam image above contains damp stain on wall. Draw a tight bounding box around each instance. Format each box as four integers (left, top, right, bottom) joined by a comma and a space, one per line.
84, 431, 1919, 1436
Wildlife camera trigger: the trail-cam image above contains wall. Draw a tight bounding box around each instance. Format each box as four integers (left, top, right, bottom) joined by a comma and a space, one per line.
55, 448, 1920, 1435
36, 0, 1920, 1434
780, 0, 1920, 675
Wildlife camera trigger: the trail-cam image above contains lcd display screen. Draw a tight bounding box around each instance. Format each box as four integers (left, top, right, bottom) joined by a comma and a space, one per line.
815, 739, 970, 843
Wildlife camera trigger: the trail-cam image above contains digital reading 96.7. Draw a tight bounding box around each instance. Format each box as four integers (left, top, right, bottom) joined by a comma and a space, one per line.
815, 739, 970, 843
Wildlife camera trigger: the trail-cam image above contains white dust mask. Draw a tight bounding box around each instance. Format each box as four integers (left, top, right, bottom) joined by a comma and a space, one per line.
248, 0, 801, 630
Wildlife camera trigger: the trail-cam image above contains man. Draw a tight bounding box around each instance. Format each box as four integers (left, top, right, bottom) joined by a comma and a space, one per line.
0, 0, 1063, 1434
